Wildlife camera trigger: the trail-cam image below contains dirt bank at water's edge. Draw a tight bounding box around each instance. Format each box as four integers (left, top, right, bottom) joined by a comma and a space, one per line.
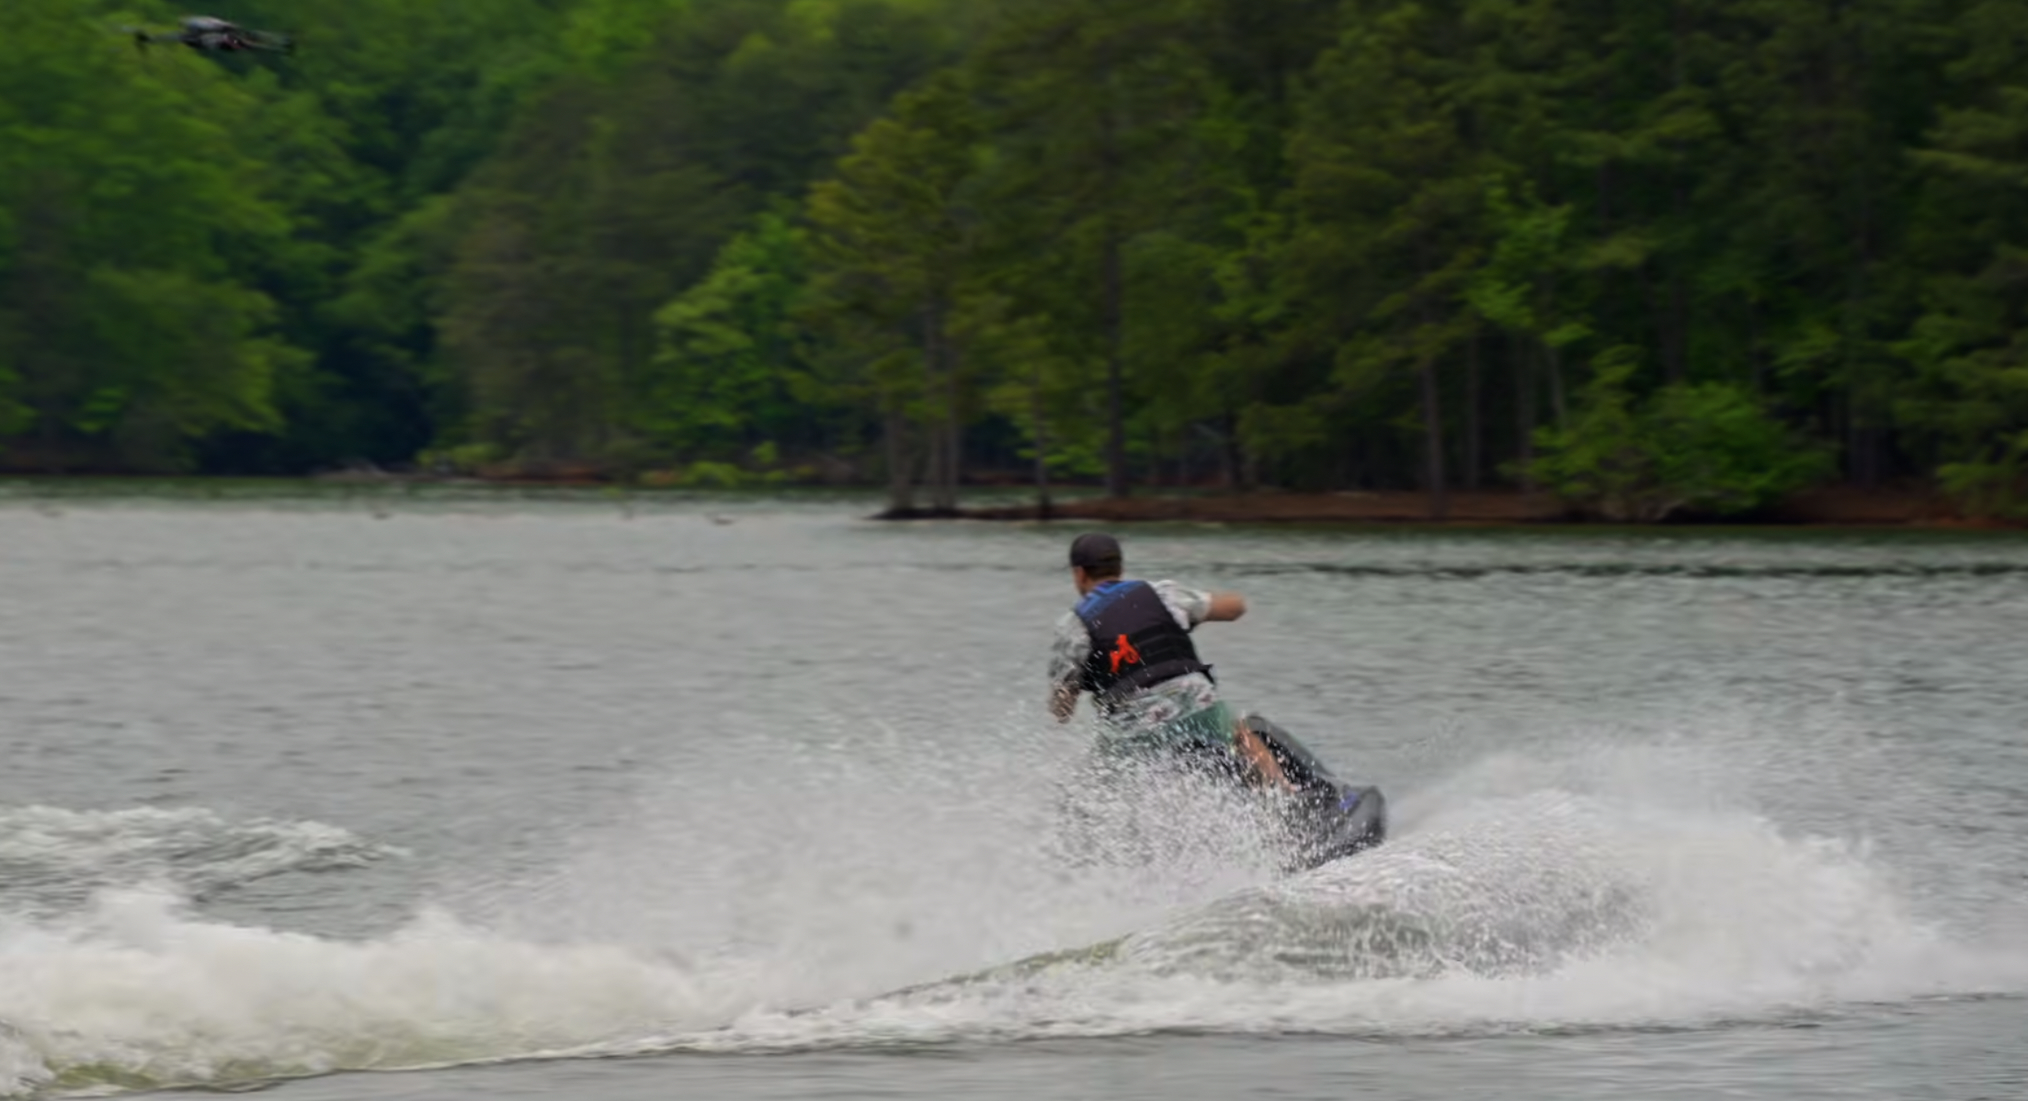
911, 485, 2007, 528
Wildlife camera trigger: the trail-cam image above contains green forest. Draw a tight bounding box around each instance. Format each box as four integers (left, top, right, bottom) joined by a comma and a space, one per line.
6, 0, 2028, 519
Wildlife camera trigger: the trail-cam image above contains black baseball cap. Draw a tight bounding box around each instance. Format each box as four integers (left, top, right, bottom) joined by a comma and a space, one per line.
1068, 532, 1122, 570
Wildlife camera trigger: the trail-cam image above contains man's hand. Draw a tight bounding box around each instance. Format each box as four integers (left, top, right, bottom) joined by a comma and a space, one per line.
1204, 591, 1247, 622
1049, 682, 1079, 722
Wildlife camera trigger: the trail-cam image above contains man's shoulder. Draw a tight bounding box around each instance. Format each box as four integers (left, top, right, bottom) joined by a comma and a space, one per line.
1147, 578, 1211, 620
1107, 577, 1197, 601
1051, 607, 1090, 649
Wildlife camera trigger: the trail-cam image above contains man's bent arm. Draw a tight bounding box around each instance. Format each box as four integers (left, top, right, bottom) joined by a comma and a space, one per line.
1205, 592, 1247, 622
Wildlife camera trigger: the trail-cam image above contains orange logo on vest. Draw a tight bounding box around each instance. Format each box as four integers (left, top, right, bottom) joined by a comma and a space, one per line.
1109, 634, 1142, 674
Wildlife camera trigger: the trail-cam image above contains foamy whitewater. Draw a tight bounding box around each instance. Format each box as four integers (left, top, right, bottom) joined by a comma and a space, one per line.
0, 806, 401, 915
1, 740, 2018, 1097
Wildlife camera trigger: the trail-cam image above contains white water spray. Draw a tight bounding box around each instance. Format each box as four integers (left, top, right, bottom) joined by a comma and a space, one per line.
0, 737, 2021, 1097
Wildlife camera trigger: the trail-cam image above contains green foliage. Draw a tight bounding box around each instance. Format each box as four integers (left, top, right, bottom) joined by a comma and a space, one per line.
0, 0, 300, 469
434, 0, 972, 469
673, 451, 794, 487
0, 367, 31, 439
805, 64, 985, 506
2, 0, 2027, 517
974, 297, 1099, 481
416, 441, 503, 475
1467, 179, 1592, 360
1528, 354, 1832, 521
1937, 434, 2028, 520
642, 209, 826, 461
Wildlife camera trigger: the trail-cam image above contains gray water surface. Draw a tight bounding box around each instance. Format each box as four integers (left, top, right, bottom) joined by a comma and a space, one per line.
1, 486, 2025, 1099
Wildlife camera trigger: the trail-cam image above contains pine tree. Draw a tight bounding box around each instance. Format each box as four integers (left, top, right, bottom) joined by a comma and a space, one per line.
1284, 0, 1494, 515
971, 0, 1221, 497
806, 69, 984, 513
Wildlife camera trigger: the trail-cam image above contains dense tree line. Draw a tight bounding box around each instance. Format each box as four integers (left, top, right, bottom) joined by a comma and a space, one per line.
5, 0, 2028, 518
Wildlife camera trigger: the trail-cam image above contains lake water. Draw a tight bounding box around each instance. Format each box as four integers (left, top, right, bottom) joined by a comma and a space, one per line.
1, 484, 2025, 1100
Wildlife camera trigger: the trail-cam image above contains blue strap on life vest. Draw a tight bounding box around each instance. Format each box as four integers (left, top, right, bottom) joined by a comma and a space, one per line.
1073, 579, 1144, 620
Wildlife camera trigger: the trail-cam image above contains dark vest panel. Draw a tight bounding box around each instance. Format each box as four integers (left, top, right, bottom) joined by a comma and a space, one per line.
1073, 580, 1212, 708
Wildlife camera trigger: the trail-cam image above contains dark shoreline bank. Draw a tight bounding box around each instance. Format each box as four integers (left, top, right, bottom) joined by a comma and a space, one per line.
888, 486, 2017, 530
0, 473, 2015, 530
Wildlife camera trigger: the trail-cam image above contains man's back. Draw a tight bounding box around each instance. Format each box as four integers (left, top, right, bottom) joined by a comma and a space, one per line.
1049, 532, 1290, 787
1049, 577, 1222, 737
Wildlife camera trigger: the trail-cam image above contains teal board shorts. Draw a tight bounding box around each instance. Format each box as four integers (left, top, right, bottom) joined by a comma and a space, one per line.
1093, 699, 1239, 762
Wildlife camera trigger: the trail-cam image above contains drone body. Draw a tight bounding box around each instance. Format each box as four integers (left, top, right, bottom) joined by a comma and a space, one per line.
129, 14, 293, 55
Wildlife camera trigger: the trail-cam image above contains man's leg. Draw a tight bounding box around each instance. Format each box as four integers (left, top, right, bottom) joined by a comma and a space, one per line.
1149, 702, 1293, 791
1232, 718, 1295, 791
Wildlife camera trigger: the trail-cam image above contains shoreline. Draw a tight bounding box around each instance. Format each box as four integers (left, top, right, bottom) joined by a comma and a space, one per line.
920, 486, 2015, 530
0, 472, 2017, 530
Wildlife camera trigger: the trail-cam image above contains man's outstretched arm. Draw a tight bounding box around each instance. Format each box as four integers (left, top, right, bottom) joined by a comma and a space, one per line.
1204, 592, 1247, 622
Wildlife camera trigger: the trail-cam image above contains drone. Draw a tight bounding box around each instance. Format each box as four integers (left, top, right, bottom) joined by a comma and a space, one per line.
125, 15, 293, 55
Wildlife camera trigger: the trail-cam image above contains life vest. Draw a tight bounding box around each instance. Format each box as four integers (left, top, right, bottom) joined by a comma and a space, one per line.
1073, 580, 1213, 709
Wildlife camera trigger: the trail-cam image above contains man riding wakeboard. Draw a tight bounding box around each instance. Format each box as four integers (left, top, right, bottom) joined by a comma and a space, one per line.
1047, 532, 1292, 791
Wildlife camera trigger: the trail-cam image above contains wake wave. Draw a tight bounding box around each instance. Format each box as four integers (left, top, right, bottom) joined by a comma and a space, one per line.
0, 889, 711, 1096
0, 806, 402, 915
0, 745, 2023, 1096
650, 789, 2017, 1054
1115, 794, 1646, 982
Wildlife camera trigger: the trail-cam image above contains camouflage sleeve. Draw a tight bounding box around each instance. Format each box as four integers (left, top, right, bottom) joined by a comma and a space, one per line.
1048, 612, 1091, 689
1151, 579, 1213, 629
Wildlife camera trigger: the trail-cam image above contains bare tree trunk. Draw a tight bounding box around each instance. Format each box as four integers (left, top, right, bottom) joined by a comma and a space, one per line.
1098, 73, 1129, 501
919, 304, 945, 512
1031, 362, 1052, 517
884, 402, 914, 514
1666, 267, 1688, 384
944, 342, 963, 511
1847, 124, 1879, 488
1102, 228, 1127, 499
1537, 275, 1568, 427
1222, 413, 1242, 488
1849, 384, 1879, 488
1465, 330, 1482, 491
1665, 1, 1691, 385
1420, 354, 1447, 520
1597, 161, 1613, 230
1515, 338, 1537, 490
1545, 341, 1568, 429
920, 300, 958, 513
1747, 297, 1764, 393
1417, 283, 1448, 518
